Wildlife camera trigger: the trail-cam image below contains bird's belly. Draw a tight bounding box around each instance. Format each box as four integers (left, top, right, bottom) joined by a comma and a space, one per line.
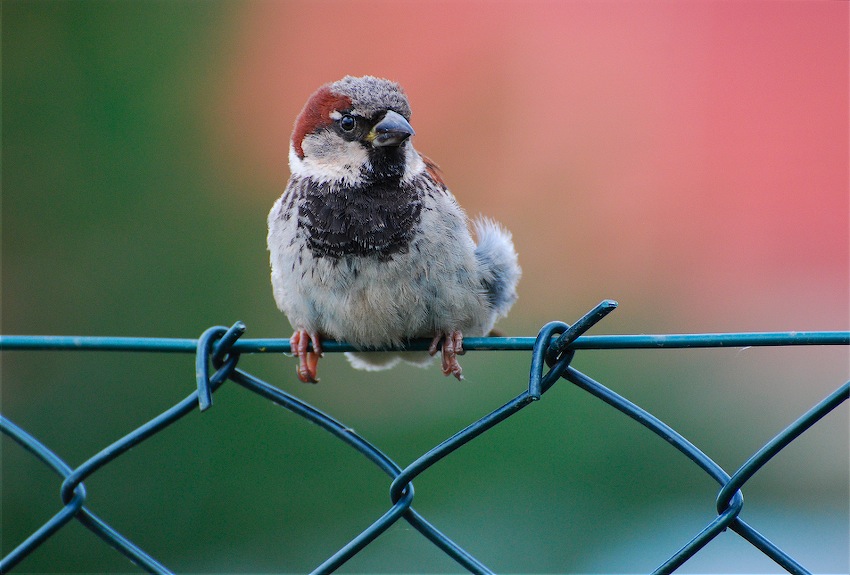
310, 258, 434, 347
297, 247, 482, 348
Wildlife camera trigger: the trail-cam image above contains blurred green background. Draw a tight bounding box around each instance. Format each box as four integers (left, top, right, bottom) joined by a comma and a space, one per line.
2, 1, 848, 573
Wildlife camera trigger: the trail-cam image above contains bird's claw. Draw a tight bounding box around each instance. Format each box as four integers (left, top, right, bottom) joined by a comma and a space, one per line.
291, 329, 322, 383
429, 330, 465, 381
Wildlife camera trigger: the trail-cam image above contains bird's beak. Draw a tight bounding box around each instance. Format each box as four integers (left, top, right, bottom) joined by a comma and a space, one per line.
367, 110, 415, 147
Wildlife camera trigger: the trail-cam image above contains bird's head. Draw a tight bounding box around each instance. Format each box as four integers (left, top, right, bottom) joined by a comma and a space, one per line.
289, 76, 424, 186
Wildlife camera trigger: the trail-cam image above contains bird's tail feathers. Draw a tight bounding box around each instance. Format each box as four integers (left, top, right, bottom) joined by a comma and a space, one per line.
473, 216, 521, 325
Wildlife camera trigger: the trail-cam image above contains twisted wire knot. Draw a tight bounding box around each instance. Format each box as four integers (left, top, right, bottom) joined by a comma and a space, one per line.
195, 321, 246, 411
529, 300, 618, 399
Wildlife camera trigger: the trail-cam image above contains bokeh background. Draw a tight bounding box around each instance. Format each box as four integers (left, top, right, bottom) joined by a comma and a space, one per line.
2, 1, 848, 573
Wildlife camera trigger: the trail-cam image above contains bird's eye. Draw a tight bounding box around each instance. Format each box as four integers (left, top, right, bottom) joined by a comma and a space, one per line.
339, 114, 356, 132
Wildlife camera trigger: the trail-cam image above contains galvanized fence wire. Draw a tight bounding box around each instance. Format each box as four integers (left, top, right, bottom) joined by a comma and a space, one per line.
1, 300, 848, 574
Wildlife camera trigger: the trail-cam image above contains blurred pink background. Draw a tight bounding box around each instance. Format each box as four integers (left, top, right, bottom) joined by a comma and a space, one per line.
214, 0, 848, 334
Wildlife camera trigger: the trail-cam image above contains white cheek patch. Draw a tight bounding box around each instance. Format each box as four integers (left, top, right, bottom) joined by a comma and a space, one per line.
289, 134, 428, 186
289, 136, 369, 186
401, 146, 427, 183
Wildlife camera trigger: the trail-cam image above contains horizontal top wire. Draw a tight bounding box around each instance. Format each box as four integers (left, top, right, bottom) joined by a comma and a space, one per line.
1, 331, 847, 353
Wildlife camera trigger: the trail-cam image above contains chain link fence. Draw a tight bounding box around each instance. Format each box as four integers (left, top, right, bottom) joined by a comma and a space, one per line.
2, 301, 848, 574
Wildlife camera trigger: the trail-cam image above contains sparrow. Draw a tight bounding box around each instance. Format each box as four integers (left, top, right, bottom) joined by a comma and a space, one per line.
267, 75, 520, 383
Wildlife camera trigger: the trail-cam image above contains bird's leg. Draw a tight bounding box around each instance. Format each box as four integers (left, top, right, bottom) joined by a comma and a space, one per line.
428, 330, 465, 381
290, 329, 322, 383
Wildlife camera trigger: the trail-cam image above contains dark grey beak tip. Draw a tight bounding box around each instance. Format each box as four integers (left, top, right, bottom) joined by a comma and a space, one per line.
371, 110, 415, 147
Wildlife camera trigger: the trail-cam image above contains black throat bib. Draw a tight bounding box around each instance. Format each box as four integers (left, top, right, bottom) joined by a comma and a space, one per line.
298, 175, 423, 261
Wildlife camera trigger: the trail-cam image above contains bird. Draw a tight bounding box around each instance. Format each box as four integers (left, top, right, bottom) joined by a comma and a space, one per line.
267, 75, 520, 383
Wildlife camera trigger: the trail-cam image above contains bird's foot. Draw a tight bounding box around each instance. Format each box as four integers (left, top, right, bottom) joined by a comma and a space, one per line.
429, 330, 465, 381
291, 330, 322, 383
